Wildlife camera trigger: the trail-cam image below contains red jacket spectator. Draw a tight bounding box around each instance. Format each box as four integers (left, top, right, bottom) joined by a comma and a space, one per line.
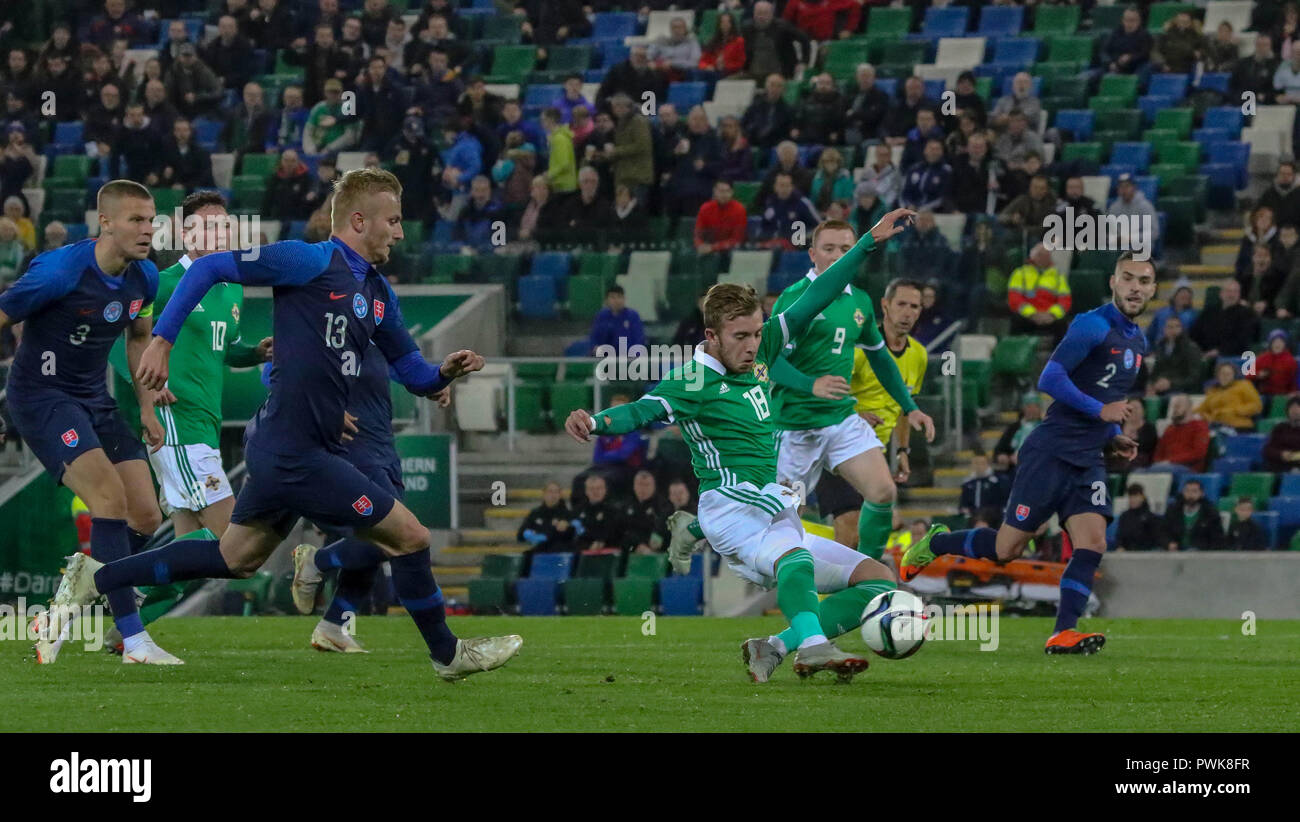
782, 0, 862, 42
695, 197, 748, 252
699, 36, 747, 75
1152, 416, 1211, 471
1255, 349, 1298, 395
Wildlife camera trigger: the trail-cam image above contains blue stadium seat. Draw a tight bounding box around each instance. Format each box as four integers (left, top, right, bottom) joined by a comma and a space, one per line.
1110, 142, 1151, 172
922, 79, 946, 101
286, 220, 307, 240
747, 216, 763, 238
1099, 163, 1139, 184
524, 84, 563, 109
1254, 510, 1281, 549
1175, 472, 1223, 502
776, 250, 808, 278
1146, 73, 1188, 101
601, 42, 630, 68
979, 5, 1024, 36
923, 6, 969, 36
767, 267, 802, 294
1222, 434, 1267, 464
875, 78, 899, 99
518, 275, 558, 319
1137, 95, 1176, 125
1202, 106, 1243, 137
583, 68, 608, 84
1001, 75, 1042, 97
530, 553, 572, 579
53, 122, 84, 151
991, 37, 1039, 67
1197, 72, 1230, 93
1192, 127, 1231, 146
193, 118, 223, 151
1054, 109, 1094, 140
65, 223, 89, 242
1199, 161, 1238, 208
593, 12, 637, 42
1268, 496, 1300, 527
1280, 474, 1300, 496
658, 576, 703, 615
1212, 456, 1252, 475
530, 251, 572, 281
1134, 174, 1158, 204
1207, 142, 1250, 189
667, 82, 707, 110
515, 578, 561, 615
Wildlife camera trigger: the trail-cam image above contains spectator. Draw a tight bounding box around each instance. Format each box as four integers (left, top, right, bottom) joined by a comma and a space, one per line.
1239, 244, 1287, 315
882, 77, 934, 145
912, 281, 952, 347
379, 18, 411, 73
357, 55, 405, 151
247, 0, 297, 52
950, 133, 994, 214
501, 174, 563, 253
667, 479, 696, 514
0, 124, 37, 210
568, 104, 594, 151
1107, 173, 1160, 244
1255, 329, 1299, 396
671, 293, 706, 348
1154, 11, 1205, 74
573, 394, 648, 502
1191, 279, 1260, 361
665, 105, 722, 218
718, 115, 751, 182
1237, 205, 1284, 283
83, 82, 125, 157
900, 138, 952, 212
741, 1, 810, 80
405, 14, 470, 75
602, 93, 654, 199
223, 82, 274, 159
36, 53, 81, 122
0, 217, 23, 286
1, 93, 39, 149
141, 79, 179, 140
651, 103, 685, 183
381, 115, 436, 221
551, 74, 592, 126
357, 0, 400, 48
1231, 33, 1280, 104
571, 474, 626, 552
1203, 21, 1240, 73
3, 49, 34, 105
1262, 395, 1300, 471
159, 118, 215, 191
741, 73, 796, 150
409, 49, 462, 127
608, 184, 649, 250
203, 14, 257, 93
303, 78, 360, 154
1115, 485, 1163, 551
1163, 480, 1223, 551
989, 71, 1042, 133
648, 17, 701, 75
159, 19, 194, 77
620, 470, 673, 555
260, 148, 312, 220
439, 118, 483, 191
1272, 1, 1300, 58
1057, 176, 1100, 220
336, 17, 370, 78
959, 452, 1009, 524
521, 0, 591, 47
490, 132, 537, 207
81, 0, 153, 49
758, 171, 819, 250
453, 174, 503, 253
167, 43, 224, 118
597, 45, 665, 111
793, 72, 845, 145
1225, 497, 1269, 550
1105, 6, 1154, 75
859, 142, 901, 209
286, 23, 351, 106
898, 210, 953, 280
1147, 315, 1204, 395
944, 111, 980, 158
756, 141, 813, 208
1147, 394, 1211, 474
1121, 397, 1158, 468
845, 63, 890, 145
110, 103, 164, 184
849, 181, 886, 236
550, 164, 610, 245
1273, 48, 1300, 133
539, 107, 576, 196
999, 173, 1058, 234
1276, 225, 1300, 317
270, 85, 309, 151
699, 12, 745, 76
900, 108, 944, 171
695, 179, 747, 254
589, 284, 645, 356
993, 110, 1044, 172
1146, 280, 1197, 346
1196, 361, 1263, 431
809, 147, 853, 214
994, 391, 1044, 465
1008, 243, 1070, 337
1259, 162, 1300, 229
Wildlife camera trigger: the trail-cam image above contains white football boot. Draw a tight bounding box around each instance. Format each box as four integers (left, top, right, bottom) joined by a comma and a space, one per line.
311, 619, 369, 653
291, 544, 322, 614
432, 635, 523, 681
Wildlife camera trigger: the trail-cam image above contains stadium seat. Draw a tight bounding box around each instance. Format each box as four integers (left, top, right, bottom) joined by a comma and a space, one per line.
1229, 473, 1275, 508
486, 45, 537, 84
1045, 75, 1088, 106
1089, 5, 1128, 32
1197, 71, 1231, 94
1033, 5, 1080, 35
1109, 142, 1151, 172
52, 121, 84, 151
518, 275, 558, 319
49, 154, 92, 184
1137, 95, 1177, 126
515, 552, 573, 615
1157, 141, 1201, 174
1153, 107, 1193, 138
566, 274, 605, 320
990, 336, 1037, 378
592, 12, 637, 41
563, 577, 606, 615
823, 40, 871, 77
1174, 472, 1223, 502
923, 6, 968, 37
658, 576, 703, 615
550, 381, 593, 419
1148, 3, 1197, 31
667, 81, 707, 111
978, 5, 1024, 36
1068, 269, 1108, 313
1211, 456, 1252, 476
1099, 74, 1139, 104
1095, 109, 1142, 139
530, 251, 572, 282
881, 40, 928, 65
1192, 128, 1231, 148
990, 37, 1039, 68
577, 251, 621, 283
1202, 106, 1245, 135
1130, 473, 1174, 514
1052, 109, 1093, 141
1062, 142, 1103, 164
1206, 142, 1250, 190
512, 381, 549, 433
1280, 474, 1300, 496
1147, 73, 1189, 101
468, 554, 525, 614
866, 6, 911, 36
1048, 36, 1092, 64
480, 14, 524, 44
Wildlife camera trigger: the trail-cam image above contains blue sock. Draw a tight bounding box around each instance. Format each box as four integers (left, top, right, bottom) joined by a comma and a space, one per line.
90, 518, 145, 639
127, 528, 152, 555
388, 549, 458, 665
94, 538, 233, 593
930, 527, 998, 560
325, 567, 379, 626
315, 538, 387, 572
1054, 548, 1103, 634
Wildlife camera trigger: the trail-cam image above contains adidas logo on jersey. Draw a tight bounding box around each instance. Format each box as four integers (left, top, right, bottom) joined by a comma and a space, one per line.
193, 303, 205, 312
719, 383, 729, 394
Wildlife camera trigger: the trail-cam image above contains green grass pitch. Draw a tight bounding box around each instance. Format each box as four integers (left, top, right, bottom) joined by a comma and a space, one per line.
2, 616, 1296, 732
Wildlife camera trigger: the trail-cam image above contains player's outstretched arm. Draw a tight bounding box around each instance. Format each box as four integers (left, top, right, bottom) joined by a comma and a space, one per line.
768, 355, 848, 399
563, 397, 671, 443
1038, 314, 1130, 433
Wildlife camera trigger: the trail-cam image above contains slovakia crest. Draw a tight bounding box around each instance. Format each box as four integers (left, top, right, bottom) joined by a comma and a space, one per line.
373, 299, 385, 324
61, 429, 80, 448
352, 495, 374, 516
352, 293, 368, 319
1123, 348, 1134, 370
128, 299, 143, 320
1015, 504, 1030, 522
103, 301, 123, 322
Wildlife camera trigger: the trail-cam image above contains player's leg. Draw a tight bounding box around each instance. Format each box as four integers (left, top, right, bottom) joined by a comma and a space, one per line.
114, 458, 164, 550
195, 496, 236, 537
170, 507, 204, 537
825, 416, 895, 559
1046, 470, 1111, 654
815, 472, 863, 549
296, 524, 382, 653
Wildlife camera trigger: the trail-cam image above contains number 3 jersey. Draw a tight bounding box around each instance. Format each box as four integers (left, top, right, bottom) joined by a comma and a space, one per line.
0, 239, 158, 402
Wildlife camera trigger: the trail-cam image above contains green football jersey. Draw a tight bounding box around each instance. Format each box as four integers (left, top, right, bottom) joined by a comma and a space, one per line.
770, 272, 884, 430
153, 257, 247, 448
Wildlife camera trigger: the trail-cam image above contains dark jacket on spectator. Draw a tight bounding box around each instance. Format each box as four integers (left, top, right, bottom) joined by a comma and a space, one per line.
1149, 334, 1205, 394
794, 86, 845, 145
621, 494, 673, 553
111, 124, 164, 182
572, 498, 625, 551
740, 19, 809, 79
951, 153, 993, 213
1230, 54, 1281, 103
596, 60, 666, 109
1104, 26, 1154, 73
517, 500, 576, 553
846, 84, 890, 142
1116, 501, 1164, 550
1225, 517, 1269, 550
159, 139, 215, 190
960, 473, 1009, 516
1163, 499, 1224, 550
740, 96, 795, 149
1262, 418, 1300, 472
263, 162, 314, 220
202, 33, 257, 91
899, 158, 952, 212
1190, 302, 1259, 358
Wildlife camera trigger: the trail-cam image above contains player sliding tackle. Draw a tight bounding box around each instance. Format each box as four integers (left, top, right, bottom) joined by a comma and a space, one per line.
565, 209, 917, 683
42, 169, 522, 681
900, 252, 1157, 654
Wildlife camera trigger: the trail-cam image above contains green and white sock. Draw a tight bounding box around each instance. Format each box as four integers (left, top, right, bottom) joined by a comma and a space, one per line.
774, 549, 826, 649
857, 499, 894, 559
774, 578, 897, 648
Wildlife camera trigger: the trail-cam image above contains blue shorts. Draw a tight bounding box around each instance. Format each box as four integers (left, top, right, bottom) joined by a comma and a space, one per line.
1003, 441, 1111, 532
230, 443, 399, 537
5, 386, 147, 485
310, 459, 404, 540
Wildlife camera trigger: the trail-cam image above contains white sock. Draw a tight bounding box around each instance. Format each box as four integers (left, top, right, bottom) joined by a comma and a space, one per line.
767, 635, 788, 656
122, 631, 150, 655
798, 633, 829, 650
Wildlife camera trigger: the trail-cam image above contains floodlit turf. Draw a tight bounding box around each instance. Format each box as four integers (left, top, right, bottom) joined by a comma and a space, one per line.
1, 616, 1296, 732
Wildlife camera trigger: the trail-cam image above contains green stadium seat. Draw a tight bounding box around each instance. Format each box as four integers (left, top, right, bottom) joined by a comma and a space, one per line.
612, 577, 656, 615
550, 381, 593, 418
1153, 107, 1193, 138
1098, 74, 1139, 104
1143, 396, 1165, 421
1045, 76, 1088, 105
881, 41, 928, 65
732, 180, 761, 210
484, 553, 525, 582
667, 272, 703, 321
567, 274, 606, 321
1033, 62, 1086, 80
151, 188, 184, 213
1269, 394, 1291, 418
481, 15, 524, 44
544, 45, 590, 73
51, 154, 93, 183
1089, 5, 1127, 33
1048, 36, 1093, 64
1095, 109, 1142, 139
696, 9, 719, 44
1075, 249, 1121, 271
563, 577, 606, 615
961, 359, 991, 409
1156, 141, 1201, 174
225, 571, 274, 616
1148, 3, 1196, 31
1142, 128, 1180, 149
1069, 268, 1109, 313
1088, 95, 1129, 114
1229, 473, 1275, 508
1093, 129, 1132, 155
1062, 142, 1103, 164
823, 40, 872, 77
240, 152, 278, 177
975, 76, 993, 102
468, 554, 526, 614
624, 553, 669, 579
1257, 418, 1281, 435
1290, 531, 1300, 551
1034, 5, 1080, 34
486, 45, 537, 84
515, 382, 549, 433
516, 362, 558, 382
991, 335, 1038, 378
1161, 196, 1197, 247
1164, 175, 1207, 220
430, 254, 473, 284
577, 251, 621, 281
867, 6, 912, 36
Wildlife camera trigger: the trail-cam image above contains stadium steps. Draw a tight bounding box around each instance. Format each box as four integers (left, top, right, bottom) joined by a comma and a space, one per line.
483, 507, 530, 529
931, 467, 969, 489
1199, 245, 1238, 267
456, 528, 519, 545
1177, 264, 1233, 278
1207, 227, 1244, 243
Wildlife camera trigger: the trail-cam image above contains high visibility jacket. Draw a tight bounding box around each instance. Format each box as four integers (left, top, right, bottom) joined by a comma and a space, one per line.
1007, 264, 1071, 320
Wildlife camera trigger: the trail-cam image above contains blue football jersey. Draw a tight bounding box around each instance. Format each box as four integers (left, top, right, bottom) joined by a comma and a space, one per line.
1028, 301, 1145, 466
0, 239, 158, 400
343, 341, 398, 467
152, 238, 420, 457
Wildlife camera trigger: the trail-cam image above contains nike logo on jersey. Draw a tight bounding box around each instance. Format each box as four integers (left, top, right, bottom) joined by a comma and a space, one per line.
1110, 348, 1121, 354
77, 308, 97, 316
329, 292, 348, 300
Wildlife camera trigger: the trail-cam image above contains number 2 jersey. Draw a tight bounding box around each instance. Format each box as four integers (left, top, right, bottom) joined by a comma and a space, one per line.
1023, 300, 1146, 466
0, 239, 158, 402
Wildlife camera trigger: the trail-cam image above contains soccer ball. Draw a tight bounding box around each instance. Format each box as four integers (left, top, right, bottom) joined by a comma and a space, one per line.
860, 590, 928, 659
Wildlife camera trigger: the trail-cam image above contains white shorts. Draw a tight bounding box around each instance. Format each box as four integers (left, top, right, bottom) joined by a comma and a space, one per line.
698, 482, 866, 592
776, 413, 883, 496
149, 443, 233, 513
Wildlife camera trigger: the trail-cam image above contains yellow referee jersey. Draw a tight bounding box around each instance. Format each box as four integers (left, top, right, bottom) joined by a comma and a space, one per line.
851, 332, 927, 444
